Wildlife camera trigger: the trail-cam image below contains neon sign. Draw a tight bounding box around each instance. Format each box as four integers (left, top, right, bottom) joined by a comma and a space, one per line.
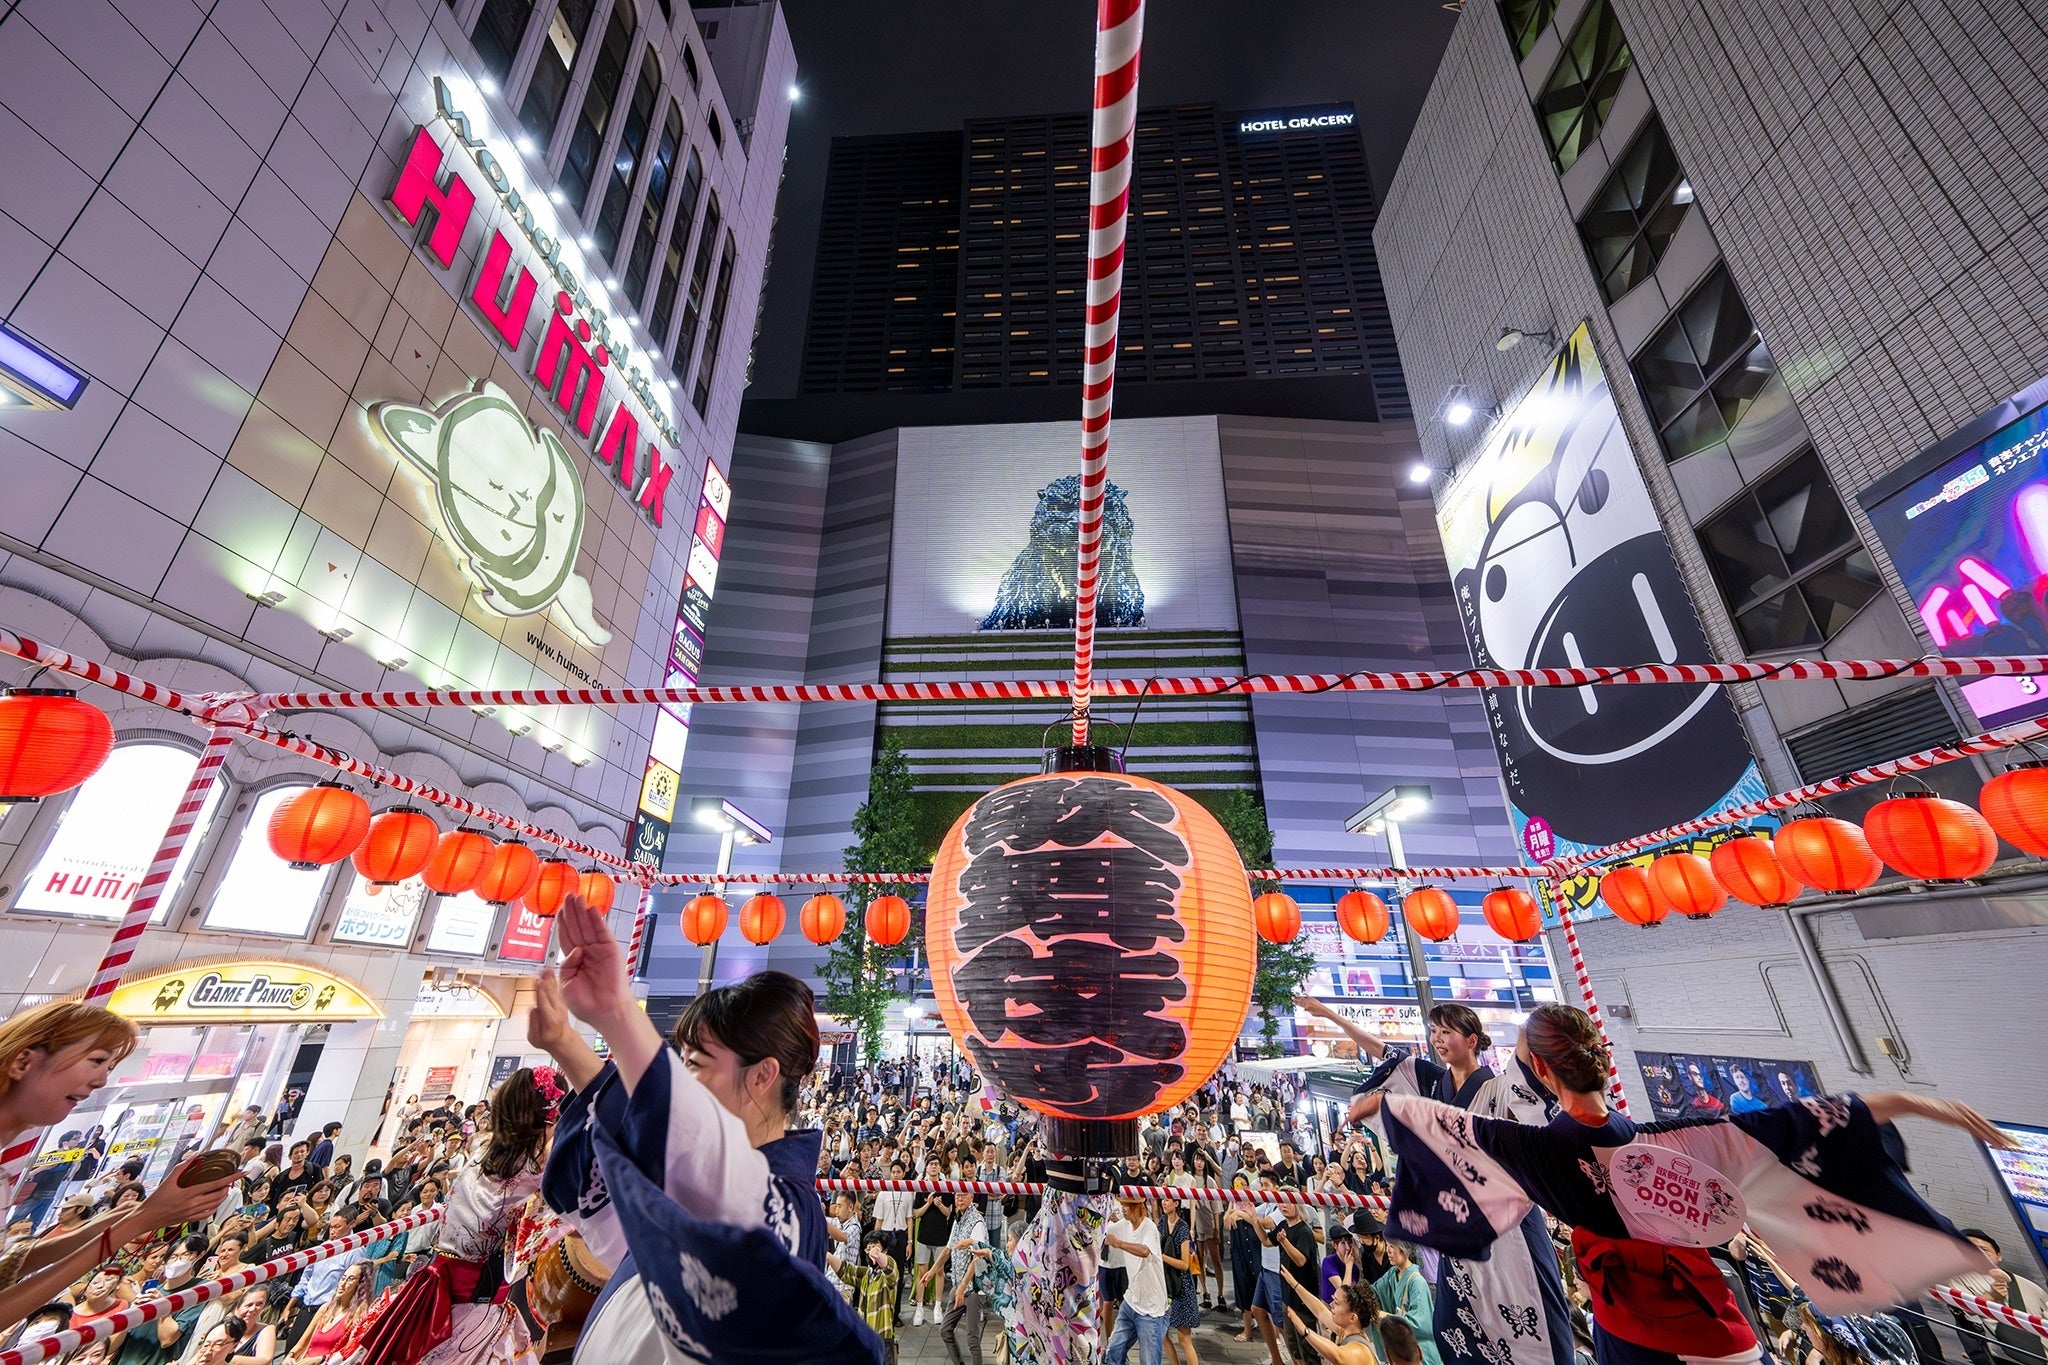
1237, 105, 1357, 134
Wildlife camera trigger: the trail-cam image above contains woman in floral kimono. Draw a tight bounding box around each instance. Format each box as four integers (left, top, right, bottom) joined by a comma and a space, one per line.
1358, 1003, 2010, 1365
529, 895, 879, 1365
1299, 995, 1575, 1365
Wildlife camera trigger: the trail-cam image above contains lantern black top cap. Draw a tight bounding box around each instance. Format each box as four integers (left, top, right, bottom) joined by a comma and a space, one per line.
690, 796, 772, 846
0, 686, 77, 698
1348, 784, 1431, 835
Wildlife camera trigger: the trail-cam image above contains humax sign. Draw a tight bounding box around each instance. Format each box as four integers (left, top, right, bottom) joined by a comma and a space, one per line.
1237, 104, 1357, 134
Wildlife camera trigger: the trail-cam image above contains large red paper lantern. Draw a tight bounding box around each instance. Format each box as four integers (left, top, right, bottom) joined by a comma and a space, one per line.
801, 893, 848, 945
0, 689, 115, 801
1481, 886, 1541, 941
1403, 886, 1461, 941
267, 782, 371, 870
1863, 793, 1996, 882
1334, 890, 1390, 944
424, 828, 495, 895
353, 807, 438, 886
475, 838, 540, 905
1773, 816, 1881, 894
1709, 835, 1803, 908
924, 770, 1257, 1123
1598, 865, 1667, 926
578, 868, 617, 915
740, 892, 786, 945
865, 893, 912, 947
682, 893, 727, 945
1647, 852, 1726, 920
1981, 763, 2048, 856
526, 860, 580, 918
1253, 891, 1301, 943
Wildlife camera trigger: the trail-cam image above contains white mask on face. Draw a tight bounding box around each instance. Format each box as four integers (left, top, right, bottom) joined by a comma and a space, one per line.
165, 1258, 195, 1281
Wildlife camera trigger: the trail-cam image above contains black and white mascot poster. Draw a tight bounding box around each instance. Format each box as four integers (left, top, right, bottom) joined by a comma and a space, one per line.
1434, 323, 1767, 920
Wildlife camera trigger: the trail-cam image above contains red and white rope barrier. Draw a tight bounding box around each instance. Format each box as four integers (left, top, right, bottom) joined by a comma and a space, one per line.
1541, 880, 1628, 1115
1070, 0, 1144, 746
0, 1208, 441, 1365
0, 628, 209, 717
815, 1177, 1386, 1209
653, 863, 1547, 886
1553, 719, 2047, 874
228, 655, 2048, 715
1929, 1284, 2048, 1340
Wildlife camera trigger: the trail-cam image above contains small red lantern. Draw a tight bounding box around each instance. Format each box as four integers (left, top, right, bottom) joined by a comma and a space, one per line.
1863, 792, 1997, 882
1402, 886, 1461, 941
866, 893, 912, 946
801, 893, 848, 945
1647, 852, 1726, 920
1773, 816, 1881, 894
526, 859, 580, 917
683, 893, 727, 946
1253, 891, 1301, 943
1334, 889, 1391, 944
1709, 835, 1803, 907
1480, 886, 1541, 941
1981, 763, 2048, 856
1598, 865, 1667, 926
740, 891, 787, 945
353, 807, 439, 886
424, 828, 495, 896
267, 782, 371, 870
0, 689, 115, 801
578, 868, 617, 915
475, 838, 540, 905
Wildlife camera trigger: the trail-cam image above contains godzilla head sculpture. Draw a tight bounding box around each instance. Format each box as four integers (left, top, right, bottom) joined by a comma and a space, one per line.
980, 475, 1145, 630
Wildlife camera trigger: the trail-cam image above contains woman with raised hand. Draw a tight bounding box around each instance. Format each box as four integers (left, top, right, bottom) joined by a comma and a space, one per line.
529, 894, 880, 1365
1283, 1274, 1382, 1365
0, 1002, 238, 1332
1362, 1002, 2010, 1365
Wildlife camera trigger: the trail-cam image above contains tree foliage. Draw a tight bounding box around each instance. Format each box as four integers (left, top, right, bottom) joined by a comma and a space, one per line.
823, 733, 924, 1061
1215, 789, 1317, 1056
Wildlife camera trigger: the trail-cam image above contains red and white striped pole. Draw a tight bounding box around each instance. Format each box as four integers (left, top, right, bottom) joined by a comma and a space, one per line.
1540, 879, 1628, 1115
1930, 1284, 2048, 1340
1070, 0, 1143, 746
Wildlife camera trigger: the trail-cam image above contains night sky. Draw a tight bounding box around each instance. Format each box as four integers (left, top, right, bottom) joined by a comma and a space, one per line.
746, 0, 1461, 399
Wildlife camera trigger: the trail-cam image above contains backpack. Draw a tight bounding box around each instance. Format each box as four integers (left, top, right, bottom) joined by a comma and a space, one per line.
1570, 1229, 1756, 1359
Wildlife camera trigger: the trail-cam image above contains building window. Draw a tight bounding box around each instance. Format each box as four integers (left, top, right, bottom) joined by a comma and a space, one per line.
1699, 449, 1881, 651
1634, 266, 1789, 463
1537, 0, 1631, 171
199, 786, 334, 939
518, 0, 595, 146
707, 109, 723, 153
1579, 117, 1692, 302
470, 0, 536, 89
1498, 0, 1557, 60
558, 2, 637, 210
624, 102, 685, 309
596, 57, 663, 263
691, 233, 736, 415
682, 43, 700, 89
649, 149, 704, 345
9, 743, 223, 922
672, 192, 722, 373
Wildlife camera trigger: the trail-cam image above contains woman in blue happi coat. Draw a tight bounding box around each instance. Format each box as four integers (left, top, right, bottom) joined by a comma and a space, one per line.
524, 894, 882, 1365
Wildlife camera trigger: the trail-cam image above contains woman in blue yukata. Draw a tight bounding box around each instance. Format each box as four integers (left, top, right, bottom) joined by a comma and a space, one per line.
1357, 1002, 2012, 1365
1298, 995, 1575, 1365
525, 894, 882, 1365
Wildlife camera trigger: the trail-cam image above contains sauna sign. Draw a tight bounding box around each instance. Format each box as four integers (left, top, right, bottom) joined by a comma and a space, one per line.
386, 84, 679, 530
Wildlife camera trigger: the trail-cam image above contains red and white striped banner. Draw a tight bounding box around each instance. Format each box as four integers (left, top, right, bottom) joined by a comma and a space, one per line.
1929, 1284, 2048, 1340
0, 1208, 441, 1365
1541, 880, 1628, 1115
222, 656, 2048, 715
815, 1177, 1385, 1210
0, 628, 205, 717
1070, 0, 1144, 747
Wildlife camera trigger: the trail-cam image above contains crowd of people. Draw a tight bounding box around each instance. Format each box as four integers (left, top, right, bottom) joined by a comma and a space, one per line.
0, 900, 2037, 1365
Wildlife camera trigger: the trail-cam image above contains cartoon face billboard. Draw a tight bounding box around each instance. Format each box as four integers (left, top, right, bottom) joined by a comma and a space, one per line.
1435, 325, 1765, 915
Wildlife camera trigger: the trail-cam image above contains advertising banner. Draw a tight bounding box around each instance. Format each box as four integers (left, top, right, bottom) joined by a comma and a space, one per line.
105, 961, 382, 1024
1434, 323, 1767, 920
1634, 1050, 1821, 1120
499, 902, 553, 962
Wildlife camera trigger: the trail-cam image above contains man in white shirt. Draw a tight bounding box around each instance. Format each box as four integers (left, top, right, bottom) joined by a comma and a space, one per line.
872, 1159, 914, 1303
940, 1199, 990, 1365
1103, 1196, 1169, 1365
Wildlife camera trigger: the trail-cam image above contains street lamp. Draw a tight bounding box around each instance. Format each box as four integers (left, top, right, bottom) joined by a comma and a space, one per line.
690, 797, 771, 993
1347, 784, 1436, 1057
904, 1003, 927, 1101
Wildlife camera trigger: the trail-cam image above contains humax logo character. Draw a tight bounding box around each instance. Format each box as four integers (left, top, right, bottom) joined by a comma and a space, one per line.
371, 383, 613, 647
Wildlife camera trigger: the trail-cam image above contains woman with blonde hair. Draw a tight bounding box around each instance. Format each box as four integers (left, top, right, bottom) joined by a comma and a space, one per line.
0, 1001, 236, 1328
283, 1262, 372, 1365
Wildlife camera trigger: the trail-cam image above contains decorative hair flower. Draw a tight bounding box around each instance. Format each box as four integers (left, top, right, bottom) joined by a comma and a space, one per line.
532, 1065, 567, 1120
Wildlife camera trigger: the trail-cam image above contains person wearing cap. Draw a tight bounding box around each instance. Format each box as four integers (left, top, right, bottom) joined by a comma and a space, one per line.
1104, 1195, 1170, 1365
